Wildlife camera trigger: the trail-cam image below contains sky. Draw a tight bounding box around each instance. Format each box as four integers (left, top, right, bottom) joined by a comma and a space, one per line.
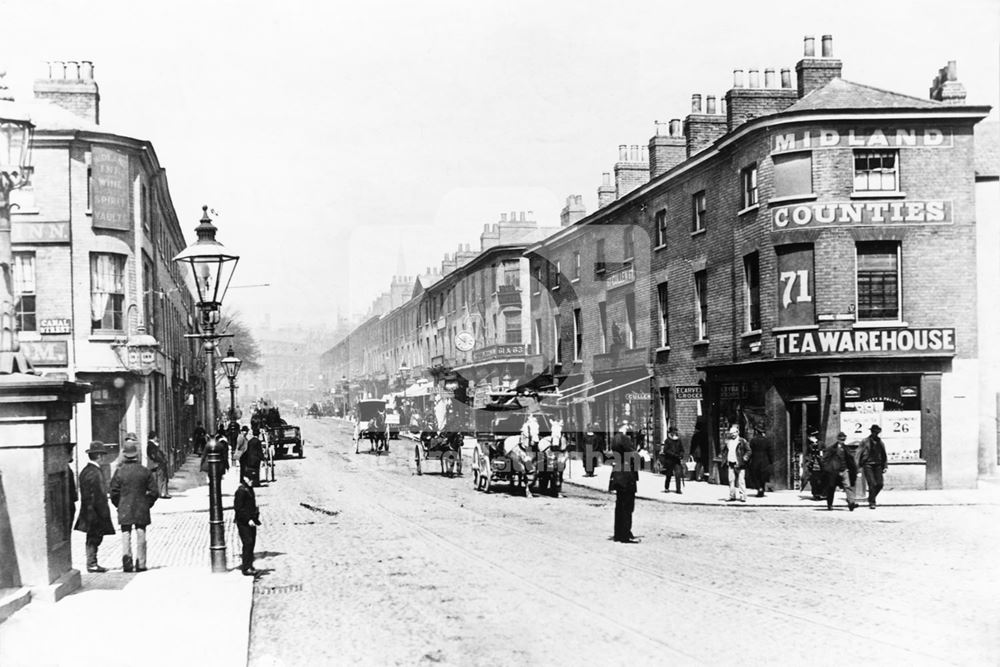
2, 0, 998, 333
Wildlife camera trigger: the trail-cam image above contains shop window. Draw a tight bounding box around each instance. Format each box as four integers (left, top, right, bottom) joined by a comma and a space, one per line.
573, 308, 583, 361
854, 150, 898, 193
655, 209, 667, 248
744, 252, 761, 332
90, 253, 126, 332
856, 242, 900, 321
598, 302, 608, 353
13, 252, 36, 332
840, 375, 922, 461
692, 191, 706, 233
772, 152, 813, 199
740, 163, 758, 209
694, 270, 708, 341
657, 281, 669, 347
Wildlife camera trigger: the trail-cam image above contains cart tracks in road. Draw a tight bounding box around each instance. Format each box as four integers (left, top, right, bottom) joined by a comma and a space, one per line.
331, 445, 958, 665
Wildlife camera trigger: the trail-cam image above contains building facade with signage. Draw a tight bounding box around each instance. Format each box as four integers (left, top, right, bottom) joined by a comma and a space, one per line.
11, 61, 201, 472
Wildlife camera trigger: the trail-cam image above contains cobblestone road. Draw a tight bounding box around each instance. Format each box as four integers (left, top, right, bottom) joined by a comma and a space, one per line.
246, 418, 1000, 666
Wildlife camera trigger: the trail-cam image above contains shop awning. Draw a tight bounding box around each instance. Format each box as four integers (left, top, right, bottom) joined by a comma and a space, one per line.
403, 379, 433, 397
571, 373, 652, 404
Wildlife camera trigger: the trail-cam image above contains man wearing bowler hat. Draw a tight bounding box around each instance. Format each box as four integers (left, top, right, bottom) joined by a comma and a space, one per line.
74, 441, 116, 573
857, 424, 888, 509
110, 438, 159, 572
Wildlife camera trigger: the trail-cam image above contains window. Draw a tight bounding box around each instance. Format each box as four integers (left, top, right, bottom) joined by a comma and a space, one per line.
90, 253, 126, 332
553, 260, 561, 290
533, 266, 541, 295
741, 163, 758, 209
598, 302, 608, 354
573, 251, 581, 281
744, 252, 761, 332
573, 308, 583, 361
553, 315, 562, 364
533, 318, 542, 356
13, 253, 36, 332
492, 314, 498, 343
856, 242, 900, 321
595, 239, 606, 274
140, 183, 150, 233
695, 270, 708, 340
86, 165, 93, 212
623, 227, 635, 263
854, 150, 898, 193
143, 253, 155, 336
655, 209, 667, 248
505, 312, 522, 344
502, 260, 520, 288
657, 281, 669, 348
772, 152, 813, 199
692, 191, 706, 233
624, 292, 636, 349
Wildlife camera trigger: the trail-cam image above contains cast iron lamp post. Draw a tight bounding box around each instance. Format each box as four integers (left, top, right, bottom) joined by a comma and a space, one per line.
0, 85, 34, 373
174, 206, 239, 573
220, 345, 241, 439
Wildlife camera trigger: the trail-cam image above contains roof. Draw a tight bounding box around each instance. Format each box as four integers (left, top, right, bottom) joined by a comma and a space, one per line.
976, 121, 1000, 178
785, 78, 944, 112
28, 98, 100, 131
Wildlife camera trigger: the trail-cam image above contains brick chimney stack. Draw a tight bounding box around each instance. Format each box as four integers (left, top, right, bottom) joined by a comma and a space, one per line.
929, 61, 966, 105
795, 34, 842, 98
649, 118, 686, 178
725, 62, 798, 131
614, 144, 649, 198
560, 194, 587, 227
684, 93, 727, 157
597, 172, 615, 209
34, 60, 100, 124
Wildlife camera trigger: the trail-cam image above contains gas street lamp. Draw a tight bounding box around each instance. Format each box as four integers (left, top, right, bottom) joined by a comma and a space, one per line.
174, 206, 239, 573
220, 345, 242, 441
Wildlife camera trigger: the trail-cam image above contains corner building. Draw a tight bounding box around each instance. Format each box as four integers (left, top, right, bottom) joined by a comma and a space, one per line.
532, 35, 990, 490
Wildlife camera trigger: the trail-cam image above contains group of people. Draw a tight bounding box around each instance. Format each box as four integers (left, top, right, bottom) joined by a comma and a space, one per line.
73, 423, 264, 578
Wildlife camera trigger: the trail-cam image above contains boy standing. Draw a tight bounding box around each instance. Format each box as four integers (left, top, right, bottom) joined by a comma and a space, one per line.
234, 473, 261, 575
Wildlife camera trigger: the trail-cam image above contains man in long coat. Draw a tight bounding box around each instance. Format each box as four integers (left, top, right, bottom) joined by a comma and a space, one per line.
110, 440, 158, 572
609, 423, 640, 543
659, 425, 685, 493
241, 429, 264, 487
146, 430, 171, 499
857, 424, 888, 509
821, 432, 858, 511
74, 441, 116, 573
747, 426, 774, 497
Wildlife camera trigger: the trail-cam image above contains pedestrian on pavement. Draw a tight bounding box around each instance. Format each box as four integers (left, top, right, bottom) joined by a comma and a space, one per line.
821, 432, 858, 511
233, 425, 249, 467
192, 421, 207, 455
234, 471, 261, 576
146, 430, 171, 499
690, 419, 708, 482
241, 428, 264, 487
582, 422, 600, 477
720, 425, 751, 502
659, 425, 685, 494
857, 424, 888, 509
65, 443, 78, 534
801, 428, 825, 500
608, 422, 639, 543
110, 439, 158, 572
747, 425, 774, 498
74, 441, 116, 573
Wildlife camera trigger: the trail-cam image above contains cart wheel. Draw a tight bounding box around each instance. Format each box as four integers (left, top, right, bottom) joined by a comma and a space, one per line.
415, 445, 422, 475
481, 469, 491, 493
553, 472, 563, 496
473, 468, 480, 488
456, 451, 463, 477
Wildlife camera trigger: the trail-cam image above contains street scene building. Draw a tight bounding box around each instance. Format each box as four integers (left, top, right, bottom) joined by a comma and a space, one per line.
325, 35, 995, 491
12, 61, 201, 470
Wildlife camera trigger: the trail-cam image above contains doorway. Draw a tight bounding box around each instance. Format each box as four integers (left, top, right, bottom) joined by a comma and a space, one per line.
786, 398, 820, 490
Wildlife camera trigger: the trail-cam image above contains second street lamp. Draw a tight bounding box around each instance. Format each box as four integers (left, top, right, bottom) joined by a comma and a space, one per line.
220, 346, 242, 444
174, 206, 239, 573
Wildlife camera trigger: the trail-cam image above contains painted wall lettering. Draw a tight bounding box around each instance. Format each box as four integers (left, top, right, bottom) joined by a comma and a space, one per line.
771, 127, 951, 153
772, 200, 951, 231
774, 328, 956, 357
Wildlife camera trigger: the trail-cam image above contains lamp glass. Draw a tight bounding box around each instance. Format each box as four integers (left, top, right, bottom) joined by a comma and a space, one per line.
0, 118, 32, 172
220, 347, 242, 381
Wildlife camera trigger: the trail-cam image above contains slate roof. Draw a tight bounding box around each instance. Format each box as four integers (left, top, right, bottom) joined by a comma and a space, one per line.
785, 78, 945, 112
28, 98, 100, 131
976, 121, 1000, 178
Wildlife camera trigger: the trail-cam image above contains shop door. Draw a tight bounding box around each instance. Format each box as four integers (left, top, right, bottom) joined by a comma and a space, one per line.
786, 399, 819, 490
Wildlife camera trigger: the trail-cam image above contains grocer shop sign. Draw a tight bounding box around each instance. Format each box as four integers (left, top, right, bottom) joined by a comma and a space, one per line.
775, 328, 955, 357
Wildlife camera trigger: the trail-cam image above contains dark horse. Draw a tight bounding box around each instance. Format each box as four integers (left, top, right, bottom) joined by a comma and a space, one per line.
366, 410, 389, 455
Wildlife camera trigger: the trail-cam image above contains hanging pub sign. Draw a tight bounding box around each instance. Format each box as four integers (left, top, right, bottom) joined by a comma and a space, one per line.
775, 244, 815, 328
91, 146, 131, 231
775, 327, 956, 357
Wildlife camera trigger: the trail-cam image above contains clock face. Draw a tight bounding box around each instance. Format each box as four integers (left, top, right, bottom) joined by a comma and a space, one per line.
455, 331, 475, 352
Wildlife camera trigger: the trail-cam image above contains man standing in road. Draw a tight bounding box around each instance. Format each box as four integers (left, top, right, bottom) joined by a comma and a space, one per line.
234, 471, 261, 576
659, 425, 685, 494
74, 442, 115, 573
110, 439, 158, 572
233, 425, 249, 468
242, 428, 264, 487
146, 430, 171, 499
582, 422, 600, 477
609, 422, 639, 543
858, 424, 888, 509
748, 425, 774, 498
720, 425, 751, 502
821, 432, 858, 511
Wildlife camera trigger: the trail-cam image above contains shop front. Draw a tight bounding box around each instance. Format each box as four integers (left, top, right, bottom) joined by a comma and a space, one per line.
590, 348, 654, 450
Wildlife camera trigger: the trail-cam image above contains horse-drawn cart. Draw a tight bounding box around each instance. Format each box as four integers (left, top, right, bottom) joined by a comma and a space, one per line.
354, 399, 390, 455
414, 420, 463, 476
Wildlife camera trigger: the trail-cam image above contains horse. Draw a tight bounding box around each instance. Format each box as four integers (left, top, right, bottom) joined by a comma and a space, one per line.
366, 410, 389, 455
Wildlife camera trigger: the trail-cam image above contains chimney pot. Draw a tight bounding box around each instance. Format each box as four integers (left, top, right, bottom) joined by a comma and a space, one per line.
669, 118, 681, 136
947, 60, 957, 81
500, 213, 507, 222
80, 61, 94, 79
691, 93, 703, 112
66, 61, 80, 79
618, 144, 628, 161
655, 120, 667, 136
706, 95, 716, 115
732, 70, 743, 89
519, 211, 525, 222
781, 68, 792, 89
764, 68, 776, 88
821, 35, 833, 58
602, 172, 611, 186
510, 210, 516, 222
748, 69, 760, 88
527, 210, 534, 219
804, 35, 816, 57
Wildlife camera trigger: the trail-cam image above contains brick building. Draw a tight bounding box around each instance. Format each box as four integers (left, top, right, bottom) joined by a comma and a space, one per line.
11, 61, 201, 472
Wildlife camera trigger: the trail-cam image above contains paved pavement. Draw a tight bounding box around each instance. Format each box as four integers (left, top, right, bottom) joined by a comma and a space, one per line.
0, 455, 254, 667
